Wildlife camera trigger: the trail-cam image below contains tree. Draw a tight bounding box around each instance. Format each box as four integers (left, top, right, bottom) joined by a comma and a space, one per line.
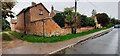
111, 18, 120, 24
53, 13, 65, 28
80, 15, 95, 27
0, 1, 16, 31
1, 1, 16, 19
63, 7, 75, 26
2, 18, 10, 30
111, 18, 116, 25
96, 13, 110, 27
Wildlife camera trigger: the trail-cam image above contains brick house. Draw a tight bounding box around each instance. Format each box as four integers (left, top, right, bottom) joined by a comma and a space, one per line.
11, 2, 63, 36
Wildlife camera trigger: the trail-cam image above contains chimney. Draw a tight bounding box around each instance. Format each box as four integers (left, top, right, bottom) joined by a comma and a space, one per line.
32, 2, 36, 6
51, 5, 54, 10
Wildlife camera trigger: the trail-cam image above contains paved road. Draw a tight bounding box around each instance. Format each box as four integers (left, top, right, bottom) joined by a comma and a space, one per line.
63, 28, 119, 54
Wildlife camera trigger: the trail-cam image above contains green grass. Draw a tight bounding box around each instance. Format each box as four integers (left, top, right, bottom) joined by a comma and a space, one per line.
2, 33, 12, 41
9, 28, 106, 43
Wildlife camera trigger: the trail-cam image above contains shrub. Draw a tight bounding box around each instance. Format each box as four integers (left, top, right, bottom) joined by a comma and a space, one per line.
2, 33, 12, 41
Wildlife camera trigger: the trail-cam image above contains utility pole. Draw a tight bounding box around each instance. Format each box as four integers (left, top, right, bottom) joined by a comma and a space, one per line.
24, 11, 26, 35
74, 0, 77, 34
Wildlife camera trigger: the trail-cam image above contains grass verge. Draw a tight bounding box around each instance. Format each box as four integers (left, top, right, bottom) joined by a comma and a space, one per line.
2, 33, 12, 41
9, 28, 106, 43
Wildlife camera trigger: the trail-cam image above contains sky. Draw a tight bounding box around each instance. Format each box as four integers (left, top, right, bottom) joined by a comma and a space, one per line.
7, 0, 120, 22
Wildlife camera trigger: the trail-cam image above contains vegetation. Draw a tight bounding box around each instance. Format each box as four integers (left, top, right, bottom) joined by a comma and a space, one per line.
80, 15, 95, 27
9, 28, 106, 43
53, 13, 65, 28
2, 33, 12, 41
0, 1, 16, 31
96, 13, 110, 27
111, 18, 120, 25
63, 7, 75, 26
2, 19, 11, 31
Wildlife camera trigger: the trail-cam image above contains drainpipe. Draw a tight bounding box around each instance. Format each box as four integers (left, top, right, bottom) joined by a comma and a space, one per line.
24, 11, 26, 34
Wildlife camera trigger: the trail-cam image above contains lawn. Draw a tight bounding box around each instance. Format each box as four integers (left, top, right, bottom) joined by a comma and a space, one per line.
9, 28, 106, 43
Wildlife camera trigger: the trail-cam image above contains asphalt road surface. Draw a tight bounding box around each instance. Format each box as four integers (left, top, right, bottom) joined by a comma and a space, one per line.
63, 28, 119, 54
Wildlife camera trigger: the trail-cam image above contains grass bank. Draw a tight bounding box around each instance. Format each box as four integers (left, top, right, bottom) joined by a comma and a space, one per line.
2, 33, 12, 41
9, 28, 106, 43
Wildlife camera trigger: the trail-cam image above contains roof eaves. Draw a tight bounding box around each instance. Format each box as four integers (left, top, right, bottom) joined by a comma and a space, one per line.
16, 2, 50, 16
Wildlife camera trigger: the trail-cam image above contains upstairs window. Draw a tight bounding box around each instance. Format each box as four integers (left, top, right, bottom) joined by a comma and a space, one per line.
39, 10, 43, 15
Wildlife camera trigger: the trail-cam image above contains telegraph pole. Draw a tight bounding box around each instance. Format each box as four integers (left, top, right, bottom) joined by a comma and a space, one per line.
74, 0, 77, 34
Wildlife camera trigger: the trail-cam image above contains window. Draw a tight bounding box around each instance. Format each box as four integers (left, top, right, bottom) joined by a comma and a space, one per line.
39, 10, 43, 15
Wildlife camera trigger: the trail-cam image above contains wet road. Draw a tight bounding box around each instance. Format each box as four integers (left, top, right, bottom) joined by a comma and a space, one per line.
64, 28, 119, 54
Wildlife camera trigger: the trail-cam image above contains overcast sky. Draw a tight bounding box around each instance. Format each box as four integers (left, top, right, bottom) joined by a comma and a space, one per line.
8, 0, 120, 22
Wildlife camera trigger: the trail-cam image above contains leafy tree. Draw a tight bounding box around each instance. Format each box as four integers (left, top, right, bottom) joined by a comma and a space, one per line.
111, 18, 116, 25
80, 15, 87, 27
62, 7, 81, 27
96, 13, 110, 27
0, 1, 16, 31
111, 18, 120, 24
53, 13, 65, 28
87, 17, 96, 27
80, 15, 95, 27
2, 18, 10, 30
1, 1, 16, 19
63, 7, 75, 26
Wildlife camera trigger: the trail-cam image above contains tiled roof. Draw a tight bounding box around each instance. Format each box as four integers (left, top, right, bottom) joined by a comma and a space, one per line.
54, 10, 62, 14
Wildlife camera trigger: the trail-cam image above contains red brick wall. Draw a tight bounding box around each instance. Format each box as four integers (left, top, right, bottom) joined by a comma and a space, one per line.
11, 24, 16, 31
25, 10, 31, 33
61, 27, 95, 35
29, 17, 62, 36
45, 18, 62, 36
15, 3, 63, 36
30, 4, 49, 22
50, 10, 55, 17
16, 13, 24, 32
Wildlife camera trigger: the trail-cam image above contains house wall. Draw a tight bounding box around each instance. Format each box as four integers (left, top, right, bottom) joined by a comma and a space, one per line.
25, 10, 31, 33
30, 4, 49, 22
29, 18, 62, 36
16, 13, 25, 32
11, 23, 16, 31
15, 3, 63, 36
45, 18, 62, 36
29, 4, 50, 35
30, 21, 43, 35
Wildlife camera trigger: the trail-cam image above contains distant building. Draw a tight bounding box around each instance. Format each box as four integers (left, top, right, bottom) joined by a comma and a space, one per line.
11, 19, 17, 31
50, 6, 62, 17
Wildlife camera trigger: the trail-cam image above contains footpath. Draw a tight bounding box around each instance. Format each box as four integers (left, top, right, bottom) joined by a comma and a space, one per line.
3, 28, 113, 54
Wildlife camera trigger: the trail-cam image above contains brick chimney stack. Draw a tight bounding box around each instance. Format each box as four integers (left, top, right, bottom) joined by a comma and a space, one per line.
50, 5, 55, 17
51, 5, 54, 10
32, 2, 36, 6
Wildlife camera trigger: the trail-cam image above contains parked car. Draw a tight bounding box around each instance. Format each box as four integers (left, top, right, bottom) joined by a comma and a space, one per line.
114, 24, 120, 28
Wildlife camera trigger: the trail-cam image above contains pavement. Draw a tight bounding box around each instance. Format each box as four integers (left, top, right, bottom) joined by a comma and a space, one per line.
64, 28, 119, 54
2, 32, 32, 50
2, 28, 113, 54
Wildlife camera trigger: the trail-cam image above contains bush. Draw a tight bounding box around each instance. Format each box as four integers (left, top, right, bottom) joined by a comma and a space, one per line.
2, 33, 12, 41
106, 24, 114, 28
80, 15, 95, 27
53, 13, 65, 28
